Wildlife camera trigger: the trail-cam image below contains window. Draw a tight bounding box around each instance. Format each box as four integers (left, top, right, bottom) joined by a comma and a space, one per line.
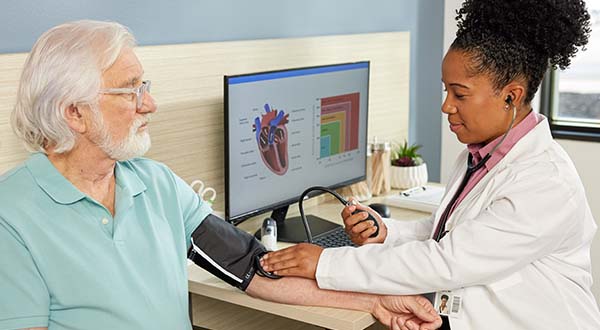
540, 1, 600, 141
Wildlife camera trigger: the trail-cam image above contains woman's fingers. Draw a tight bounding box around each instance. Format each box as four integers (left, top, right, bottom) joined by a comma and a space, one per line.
262, 247, 296, 263
349, 217, 373, 234
341, 204, 356, 219
359, 225, 378, 239
265, 259, 298, 272
260, 243, 322, 278
344, 211, 369, 231
342, 207, 364, 227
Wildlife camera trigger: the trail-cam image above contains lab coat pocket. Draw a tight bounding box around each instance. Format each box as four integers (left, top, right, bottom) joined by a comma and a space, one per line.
487, 272, 523, 292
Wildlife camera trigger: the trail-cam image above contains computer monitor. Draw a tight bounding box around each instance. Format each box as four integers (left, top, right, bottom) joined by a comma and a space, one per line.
224, 61, 370, 243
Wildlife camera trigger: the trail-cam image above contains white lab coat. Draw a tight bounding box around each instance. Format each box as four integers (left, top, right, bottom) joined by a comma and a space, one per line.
316, 116, 600, 329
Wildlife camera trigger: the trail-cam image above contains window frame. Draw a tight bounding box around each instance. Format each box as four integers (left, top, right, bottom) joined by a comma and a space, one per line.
539, 69, 600, 142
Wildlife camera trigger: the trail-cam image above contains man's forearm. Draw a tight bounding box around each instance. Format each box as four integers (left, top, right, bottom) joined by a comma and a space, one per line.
246, 275, 375, 313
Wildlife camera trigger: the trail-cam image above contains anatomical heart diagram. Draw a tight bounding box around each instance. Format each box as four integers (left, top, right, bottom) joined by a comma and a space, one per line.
253, 104, 290, 175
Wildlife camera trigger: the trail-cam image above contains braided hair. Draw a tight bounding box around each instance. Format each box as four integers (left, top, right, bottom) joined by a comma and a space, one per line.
450, 0, 592, 104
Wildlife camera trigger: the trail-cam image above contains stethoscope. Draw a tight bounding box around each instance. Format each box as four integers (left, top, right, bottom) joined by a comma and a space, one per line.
433, 99, 518, 241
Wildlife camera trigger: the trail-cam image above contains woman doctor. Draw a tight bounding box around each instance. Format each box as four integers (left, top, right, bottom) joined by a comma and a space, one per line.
261, 0, 600, 329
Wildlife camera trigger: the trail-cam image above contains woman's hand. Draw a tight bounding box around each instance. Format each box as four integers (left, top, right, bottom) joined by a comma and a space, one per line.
260, 243, 323, 279
372, 295, 442, 330
342, 199, 388, 245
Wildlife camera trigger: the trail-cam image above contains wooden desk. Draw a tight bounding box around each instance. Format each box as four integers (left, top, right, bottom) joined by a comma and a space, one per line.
188, 193, 431, 330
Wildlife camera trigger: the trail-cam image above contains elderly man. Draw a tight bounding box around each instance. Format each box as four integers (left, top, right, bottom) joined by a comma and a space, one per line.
0, 20, 441, 330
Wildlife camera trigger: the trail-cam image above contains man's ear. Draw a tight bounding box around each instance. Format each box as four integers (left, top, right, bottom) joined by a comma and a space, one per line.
64, 104, 89, 134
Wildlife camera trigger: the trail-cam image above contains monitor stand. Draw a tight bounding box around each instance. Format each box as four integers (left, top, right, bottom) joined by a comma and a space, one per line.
254, 205, 341, 243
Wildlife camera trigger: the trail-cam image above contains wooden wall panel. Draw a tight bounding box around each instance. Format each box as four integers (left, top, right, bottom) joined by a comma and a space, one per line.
0, 32, 409, 211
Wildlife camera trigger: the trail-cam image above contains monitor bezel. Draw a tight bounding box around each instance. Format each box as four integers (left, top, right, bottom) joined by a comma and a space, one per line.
224, 61, 370, 225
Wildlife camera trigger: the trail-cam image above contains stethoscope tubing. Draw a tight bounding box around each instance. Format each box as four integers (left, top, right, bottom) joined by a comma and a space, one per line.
298, 186, 350, 243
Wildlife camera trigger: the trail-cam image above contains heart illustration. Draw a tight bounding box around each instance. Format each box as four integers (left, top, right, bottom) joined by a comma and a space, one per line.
252, 104, 290, 175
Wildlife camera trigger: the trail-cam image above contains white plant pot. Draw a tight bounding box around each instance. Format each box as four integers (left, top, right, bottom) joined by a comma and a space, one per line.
390, 163, 428, 189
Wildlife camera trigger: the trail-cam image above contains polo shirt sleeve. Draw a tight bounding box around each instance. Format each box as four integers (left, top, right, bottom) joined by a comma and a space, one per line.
0, 217, 49, 329
171, 174, 213, 248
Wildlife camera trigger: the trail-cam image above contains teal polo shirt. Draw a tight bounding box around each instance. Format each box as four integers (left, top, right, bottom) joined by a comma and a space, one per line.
0, 153, 212, 330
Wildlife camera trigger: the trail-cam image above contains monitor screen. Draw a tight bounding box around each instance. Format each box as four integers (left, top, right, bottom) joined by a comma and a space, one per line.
224, 62, 370, 229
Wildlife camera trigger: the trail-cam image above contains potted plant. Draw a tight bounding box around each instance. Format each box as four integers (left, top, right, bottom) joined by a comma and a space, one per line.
390, 140, 428, 189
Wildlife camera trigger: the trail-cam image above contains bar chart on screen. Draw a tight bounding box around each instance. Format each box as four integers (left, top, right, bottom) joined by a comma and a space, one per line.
319, 92, 360, 158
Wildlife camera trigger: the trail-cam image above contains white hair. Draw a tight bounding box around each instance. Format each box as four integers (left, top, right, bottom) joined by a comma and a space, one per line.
11, 20, 136, 153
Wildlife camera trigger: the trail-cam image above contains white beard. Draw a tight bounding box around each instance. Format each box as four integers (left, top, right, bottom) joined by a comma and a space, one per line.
91, 113, 152, 161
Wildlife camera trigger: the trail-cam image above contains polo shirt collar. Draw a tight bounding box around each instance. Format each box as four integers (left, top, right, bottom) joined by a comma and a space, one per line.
26, 153, 147, 205
114, 160, 147, 197
27, 152, 86, 205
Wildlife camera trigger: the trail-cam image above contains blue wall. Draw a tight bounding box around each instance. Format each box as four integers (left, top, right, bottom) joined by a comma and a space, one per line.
0, 0, 443, 181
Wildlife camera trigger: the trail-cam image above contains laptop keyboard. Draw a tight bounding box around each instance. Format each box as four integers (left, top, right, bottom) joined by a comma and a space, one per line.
312, 226, 357, 248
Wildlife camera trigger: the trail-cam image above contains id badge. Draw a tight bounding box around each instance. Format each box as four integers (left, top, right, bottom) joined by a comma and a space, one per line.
434, 289, 464, 319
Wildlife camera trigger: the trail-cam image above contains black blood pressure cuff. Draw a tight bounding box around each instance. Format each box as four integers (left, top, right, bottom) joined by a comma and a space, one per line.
187, 214, 267, 291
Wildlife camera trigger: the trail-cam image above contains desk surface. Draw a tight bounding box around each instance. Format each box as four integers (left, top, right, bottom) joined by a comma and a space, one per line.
188, 192, 431, 330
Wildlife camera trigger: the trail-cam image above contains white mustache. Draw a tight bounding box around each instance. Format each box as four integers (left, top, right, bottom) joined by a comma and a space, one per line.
133, 115, 151, 130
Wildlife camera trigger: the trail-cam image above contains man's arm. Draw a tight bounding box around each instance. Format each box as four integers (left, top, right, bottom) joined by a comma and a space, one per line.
186, 215, 441, 329
246, 274, 375, 310
0, 218, 50, 329
246, 275, 441, 330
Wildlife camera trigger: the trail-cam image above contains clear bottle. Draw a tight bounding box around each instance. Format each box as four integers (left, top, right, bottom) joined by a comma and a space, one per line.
366, 142, 374, 190
352, 142, 373, 201
337, 143, 373, 202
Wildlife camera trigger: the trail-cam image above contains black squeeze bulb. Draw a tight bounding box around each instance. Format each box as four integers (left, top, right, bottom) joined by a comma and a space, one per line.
348, 200, 380, 238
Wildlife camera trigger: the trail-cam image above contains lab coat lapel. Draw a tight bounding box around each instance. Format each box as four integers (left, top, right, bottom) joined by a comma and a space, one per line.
430, 150, 470, 238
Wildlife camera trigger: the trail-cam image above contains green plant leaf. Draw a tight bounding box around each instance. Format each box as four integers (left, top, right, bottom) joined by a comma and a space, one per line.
391, 140, 423, 166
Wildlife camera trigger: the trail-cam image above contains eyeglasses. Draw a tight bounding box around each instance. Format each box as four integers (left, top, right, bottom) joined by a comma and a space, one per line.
99, 80, 151, 109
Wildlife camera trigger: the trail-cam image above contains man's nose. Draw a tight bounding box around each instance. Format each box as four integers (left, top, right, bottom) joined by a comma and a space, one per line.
139, 92, 157, 114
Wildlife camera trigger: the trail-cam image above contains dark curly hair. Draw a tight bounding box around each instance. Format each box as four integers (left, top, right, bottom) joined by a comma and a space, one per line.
450, 0, 592, 104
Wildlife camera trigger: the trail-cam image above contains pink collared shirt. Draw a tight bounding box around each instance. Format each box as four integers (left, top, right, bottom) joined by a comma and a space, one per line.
446, 110, 541, 217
